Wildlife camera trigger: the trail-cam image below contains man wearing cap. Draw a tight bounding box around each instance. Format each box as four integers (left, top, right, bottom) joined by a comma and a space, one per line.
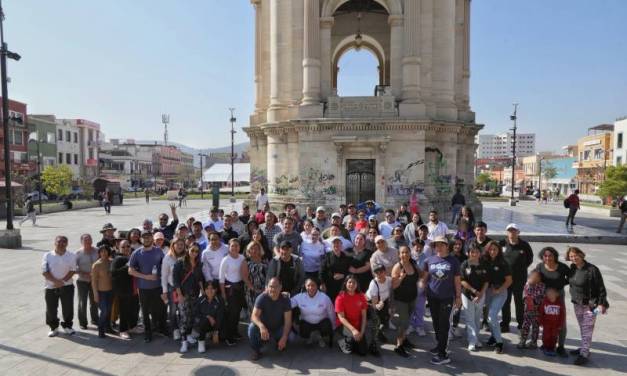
312, 207, 330, 231
322, 225, 353, 252
273, 217, 302, 256
466, 221, 492, 254
129, 230, 167, 342
97, 223, 117, 249
499, 223, 533, 333
266, 241, 305, 296
322, 212, 350, 240
320, 237, 352, 302
379, 210, 400, 239
369, 235, 399, 276
175, 223, 189, 239
156, 203, 179, 241
427, 210, 449, 241
142, 219, 153, 232
342, 204, 358, 226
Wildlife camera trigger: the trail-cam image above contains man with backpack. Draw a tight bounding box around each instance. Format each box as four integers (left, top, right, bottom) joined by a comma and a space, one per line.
19, 196, 37, 226
617, 195, 627, 233
564, 189, 580, 230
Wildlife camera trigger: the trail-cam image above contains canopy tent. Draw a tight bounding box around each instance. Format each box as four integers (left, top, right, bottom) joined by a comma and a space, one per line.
202, 163, 250, 183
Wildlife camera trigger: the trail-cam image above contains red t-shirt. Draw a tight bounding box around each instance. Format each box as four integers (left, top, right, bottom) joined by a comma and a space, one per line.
335, 291, 367, 329
355, 220, 368, 231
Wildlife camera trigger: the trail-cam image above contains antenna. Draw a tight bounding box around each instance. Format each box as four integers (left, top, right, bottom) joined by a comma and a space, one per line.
161, 114, 170, 146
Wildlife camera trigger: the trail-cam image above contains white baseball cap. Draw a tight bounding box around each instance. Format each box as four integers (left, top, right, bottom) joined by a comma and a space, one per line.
506, 223, 519, 231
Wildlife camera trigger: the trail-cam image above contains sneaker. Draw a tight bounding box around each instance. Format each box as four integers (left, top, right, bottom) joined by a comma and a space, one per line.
187, 336, 197, 344
495, 343, 504, 354
130, 326, 144, 334
179, 340, 189, 353
486, 336, 496, 347
173, 329, 181, 341
416, 327, 426, 337
430, 355, 451, 365
120, 332, 131, 340
225, 338, 237, 347
468, 344, 478, 352
62, 327, 75, 335
574, 355, 588, 366
47, 329, 58, 337
429, 347, 439, 356
79, 325, 88, 330
339, 339, 353, 354
570, 348, 581, 356
198, 340, 206, 353
251, 350, 262, 361
424, 309, 431, 318
98, 332, 106, 338
556, 346, 568, 358
402, 339, 416, 349
394, 346, 410, 358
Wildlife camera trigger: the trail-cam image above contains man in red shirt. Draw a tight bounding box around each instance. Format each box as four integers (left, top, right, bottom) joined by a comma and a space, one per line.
565, 189, 580, 229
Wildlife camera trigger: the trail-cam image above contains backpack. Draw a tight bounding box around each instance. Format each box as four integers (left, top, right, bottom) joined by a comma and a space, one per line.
563, 198, 570, 209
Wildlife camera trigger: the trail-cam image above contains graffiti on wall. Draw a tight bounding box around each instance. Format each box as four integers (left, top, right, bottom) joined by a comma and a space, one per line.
273, 175, 299, 196
250, 168, 267, 193
299, 168, 337, 200
425, 147, 452, 195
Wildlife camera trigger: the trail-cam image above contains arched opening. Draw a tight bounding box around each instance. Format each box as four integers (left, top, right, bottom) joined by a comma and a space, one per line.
336, 48, 381, 96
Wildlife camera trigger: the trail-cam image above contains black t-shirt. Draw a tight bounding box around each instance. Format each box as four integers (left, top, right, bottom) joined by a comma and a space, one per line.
394, 261, 419, 302
279, 259, 295, 294
460, 260, 489, 299
351, 248, 374, 292
534, 262, 570, 291
466, 236, 492, 254
500, 239, 533, 286
486, 258, 512, 288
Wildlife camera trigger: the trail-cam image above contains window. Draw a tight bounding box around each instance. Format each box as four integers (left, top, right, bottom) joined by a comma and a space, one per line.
593, 149, 603, 160
58, 129, 63, 141
66, 153, 71, 164
74, 132, 78, 143
74, 154, 78, 164
583, 150, 590, 161
58, 153, 63, 164
46, 132, 55, 144
88, 148, 94, 160
65, 131, 71, 142
618, 133, 624, 149
617, 156, 623, 166
88, 129, 93, 142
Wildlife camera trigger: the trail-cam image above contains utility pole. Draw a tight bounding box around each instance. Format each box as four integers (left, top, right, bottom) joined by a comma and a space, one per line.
1, 1, 21, 230
229, 108, 236, 203
198, 152, 207, 199
509, 103, 518, 206
162, 114, 170, 146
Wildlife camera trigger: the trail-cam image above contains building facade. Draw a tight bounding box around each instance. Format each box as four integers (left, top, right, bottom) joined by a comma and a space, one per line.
614, 117, 626, 166
0, 98, 32, 178
27, 115, 58, 169
478, 132, 535, 159
55, 119, 102, 180
55, 119, 82, 177
245, 0, 481, 216
574, 124, 613, 195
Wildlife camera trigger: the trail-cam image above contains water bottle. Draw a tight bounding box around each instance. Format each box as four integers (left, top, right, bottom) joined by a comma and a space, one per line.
152, 265, 158, 275
592, 307, 600, 316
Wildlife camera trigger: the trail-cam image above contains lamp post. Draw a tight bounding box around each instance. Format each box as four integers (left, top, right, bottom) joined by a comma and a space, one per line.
537, 155, 544, 193
229, 108, 236, 203
509, 103, 518, 206
197, 152, 207, 199
1, 1, 21, 230
28, 132, 42, 213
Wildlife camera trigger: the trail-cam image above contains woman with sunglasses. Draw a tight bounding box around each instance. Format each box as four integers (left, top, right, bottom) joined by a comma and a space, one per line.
173, 243, 205, 353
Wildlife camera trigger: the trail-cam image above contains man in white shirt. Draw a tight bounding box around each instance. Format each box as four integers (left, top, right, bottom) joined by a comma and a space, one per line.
290, 279, 336, 347
427, 210, 449, 241
255, 188, 269, 211
201, 232, 229, 284
378, 209, 400, 239
42, 235, 77, 337
204, 208, 224, 233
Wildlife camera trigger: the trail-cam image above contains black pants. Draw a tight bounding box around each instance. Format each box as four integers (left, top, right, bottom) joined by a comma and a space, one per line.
103, 202, 111, 214
502, 285, 524, 329
428, 296, 453, 357
566, 207, 578, 226
299, 318, 333, 343
224, 282, 246, 340
117, 294, 136, 333
139, 287, 166, 338
45, 285, 74, 330
76, 280, 98, 327
197, 318, 218, 340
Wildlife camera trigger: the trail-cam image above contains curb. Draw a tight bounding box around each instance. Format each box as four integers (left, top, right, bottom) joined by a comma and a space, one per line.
486, 233, 627, 245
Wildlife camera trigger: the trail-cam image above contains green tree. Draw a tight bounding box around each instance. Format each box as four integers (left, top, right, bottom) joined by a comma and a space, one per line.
475, 172, 494, 190
596, 165, 627, 201
542, 163, 558, 180
41, 165, 74, 197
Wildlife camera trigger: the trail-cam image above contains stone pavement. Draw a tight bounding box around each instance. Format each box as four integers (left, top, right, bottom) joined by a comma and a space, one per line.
1, 199, 627, 375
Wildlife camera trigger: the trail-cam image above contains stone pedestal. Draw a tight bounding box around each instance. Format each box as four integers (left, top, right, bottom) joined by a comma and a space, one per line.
0, 229, 22, 249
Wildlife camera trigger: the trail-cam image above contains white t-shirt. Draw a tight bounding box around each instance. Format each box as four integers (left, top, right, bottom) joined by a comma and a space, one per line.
256, 193, 269, 210
300, 240, 326, 273
201, 244, 228, 281
204, 218, 224, 233
291, 290, 336, 325
42, 251, 77, 289
219, 254, 245, 284
379, 221, 400, 239
365, 277, 392, 302
427, 221, 449, 240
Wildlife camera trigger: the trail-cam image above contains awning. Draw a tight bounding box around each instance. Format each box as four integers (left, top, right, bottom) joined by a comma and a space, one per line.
202, 163, 250, 183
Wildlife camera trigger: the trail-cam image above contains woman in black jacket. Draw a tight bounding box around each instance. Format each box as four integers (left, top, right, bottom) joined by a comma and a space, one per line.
566, 246, 609, 366
110, 240, 138, 339
173, 244, 205, 353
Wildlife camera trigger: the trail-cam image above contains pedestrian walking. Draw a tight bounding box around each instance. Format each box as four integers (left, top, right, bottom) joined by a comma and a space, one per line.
565, 189, 580, 230
19, 196, 37, 226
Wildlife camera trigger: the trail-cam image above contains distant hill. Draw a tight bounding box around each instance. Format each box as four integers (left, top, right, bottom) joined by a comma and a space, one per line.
137, 140, 250, 167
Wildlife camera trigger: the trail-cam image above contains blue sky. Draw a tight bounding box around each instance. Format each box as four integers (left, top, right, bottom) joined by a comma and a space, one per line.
5, 1, 627, 151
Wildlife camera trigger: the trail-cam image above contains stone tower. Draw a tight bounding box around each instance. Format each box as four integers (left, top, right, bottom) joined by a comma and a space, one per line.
245, 0, 482, 216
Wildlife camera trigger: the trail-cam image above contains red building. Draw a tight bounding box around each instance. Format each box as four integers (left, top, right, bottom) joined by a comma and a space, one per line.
0, 98, 33, 177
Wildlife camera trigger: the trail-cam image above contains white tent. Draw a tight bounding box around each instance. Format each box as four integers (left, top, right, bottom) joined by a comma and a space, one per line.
202, 163, 250, 183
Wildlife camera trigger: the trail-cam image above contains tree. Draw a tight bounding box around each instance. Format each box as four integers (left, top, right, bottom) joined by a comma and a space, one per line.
475, 172, 495, 190
542, 163, 558, 180
596, 165, 627, 202
41, 165, 74, 197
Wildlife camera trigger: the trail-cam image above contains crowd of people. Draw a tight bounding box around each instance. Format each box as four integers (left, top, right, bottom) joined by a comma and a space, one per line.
41, 199, 609, 366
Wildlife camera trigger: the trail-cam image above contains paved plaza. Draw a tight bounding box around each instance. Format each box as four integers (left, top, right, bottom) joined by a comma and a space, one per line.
1, 199, 626, 375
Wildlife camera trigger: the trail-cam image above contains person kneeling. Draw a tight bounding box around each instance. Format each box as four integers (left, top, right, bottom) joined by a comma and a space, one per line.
291, 279, 335, 348
193, 283, 224, 353
248, 277, 292, 360
336, 275, 374, 356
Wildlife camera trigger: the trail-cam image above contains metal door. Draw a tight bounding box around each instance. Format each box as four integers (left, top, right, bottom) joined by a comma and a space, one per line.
346, 159, 375, 204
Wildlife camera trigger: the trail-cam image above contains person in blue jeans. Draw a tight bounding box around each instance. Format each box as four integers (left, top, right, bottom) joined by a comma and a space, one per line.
248, 277, 292, 361
483, 240, 513, 354
91, 246, 113, 338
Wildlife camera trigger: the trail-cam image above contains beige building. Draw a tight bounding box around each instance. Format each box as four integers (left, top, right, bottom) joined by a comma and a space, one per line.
574, 124, 613, 195
245, 0, 481, 215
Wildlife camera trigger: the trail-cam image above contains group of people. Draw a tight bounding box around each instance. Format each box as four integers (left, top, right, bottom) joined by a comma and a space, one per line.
41, 199, 609, 367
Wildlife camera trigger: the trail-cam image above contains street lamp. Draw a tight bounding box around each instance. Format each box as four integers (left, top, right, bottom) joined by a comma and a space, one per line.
229, 108, 236, 203
509, 103, 518, 206
28, 132, 43, 213
1, 1, 21, 230
197, 152, 207, 199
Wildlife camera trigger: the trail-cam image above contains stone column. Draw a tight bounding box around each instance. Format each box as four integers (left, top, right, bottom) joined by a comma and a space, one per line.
286, 130, 299, 184
399, 0, 425, 117
268, 0, 284, 122
252, 0, 262, 115
433, 0, 457, 121
320, 17, 334, 100
388, 15, 404, 98
302, 0, 320, 105
266, 130, 287, 196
